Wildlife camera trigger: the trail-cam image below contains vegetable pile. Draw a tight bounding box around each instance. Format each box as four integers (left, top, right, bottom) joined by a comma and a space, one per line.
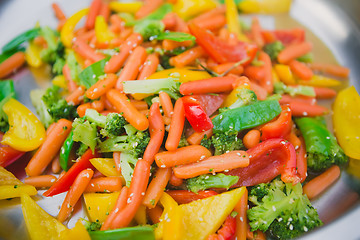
0, 0, 358, 239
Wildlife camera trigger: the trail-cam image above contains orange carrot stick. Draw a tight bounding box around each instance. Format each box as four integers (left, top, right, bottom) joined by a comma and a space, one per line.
0, 52, 26, 79
159, 91, 174, 118
179, 76, 236, 95
143, 168, 172, 208
52, 154, 62, 174
26, 119, 72, 177
195, 14, 226, 31
135, 0, 163, 19
106, 89, 149, 131
169, 171, 184, 187
169, 46, 205, 68
58, 169, 94, 222
62, 64, 78, 92
137, 54, 159, 80
73, 38, 105, 62
186, 128, 213, 145
105, 33, 143, 73
212, 62, 244, 75
243, 130, 261, 149
52, 3, 66, 21
116, 46, 147, 89
24, 175, 58, 188
313, 87, 337, 99
295, 136, 307, 183
130, 100, 148, 111
85, 73, 117, 99
65, 86, 85, 105
191, 6, 226, 25
251, 17, 264, 48
77, 29, 96, 42
244, 65, 265, 83
101, 186, 129, 230
173, 14, 189, 33
165, 98, 185, 151
303, 165, 340, 200
143, 102, 165, 164
155, 145, 211, 168
279, 94, 316, 105
310, 63, 350, 78
278, 42, 313, 64
258, 51, 273, 93
173, 150, 249, 179
113, 152, 121, 173
85, 0, 102, 30
85, 177, 122, 193
288, 101, 328, 117
162, 13, 177, 30
250, 82, 268, 101
109, 160, 151, 229
162, 39, 193, 51
77, 103, 92, 117
234, 187, 248, 240
91, 97, 105, 112
289, 60, 313, 80
99, 3, 110, 22
147, 205, 163, 224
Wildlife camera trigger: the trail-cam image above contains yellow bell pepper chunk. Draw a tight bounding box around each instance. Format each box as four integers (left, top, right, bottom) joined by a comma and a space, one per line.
109, 2, 143, 14
0, 166, 23, 185
134, 205, 147, 225
348, 159, 360, 179
21, 194, 67, 240
298, 75, 341, 87
272, 68, 280, 83
333, 86, 360, 160
274, 64, 295, 85
155, 192, 183, 240
225, 0, 248, 42
89, 158, 121, 177
25, 41, 43, 68
0, 185, 37, 200
52, 75, 67, 89
180, 187, 246, 240
95, 16, 116, 44
84, 192, 120, 223
238, 0, 292, 14
60, 220, 91, 240
175, 0, 218, 20
61, 8, 89, 48
1, 98, 46, 152
221, 82, 251, 108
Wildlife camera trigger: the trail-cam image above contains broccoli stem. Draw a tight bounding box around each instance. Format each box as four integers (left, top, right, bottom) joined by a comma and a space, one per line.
187, 174, 239, 193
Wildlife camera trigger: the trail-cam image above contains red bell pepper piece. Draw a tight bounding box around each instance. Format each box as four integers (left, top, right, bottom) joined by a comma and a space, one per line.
262, 28, 305, 46
260, 105, 292, 141
166, 190, 218, 205
43, 148, 99, 197
188, 23, 258, 65
191, 94, 226, 117
0, 132, 25, 167
227, 138, 300, 187
182, 96, 214, 132
208, 216, 236, 240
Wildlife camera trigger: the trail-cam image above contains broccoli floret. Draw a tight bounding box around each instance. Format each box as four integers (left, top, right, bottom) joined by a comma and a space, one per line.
120, 152, 139, 186
297, 53, 313, 63
178, 135, 189, 148
83, 219, 102, 232
72, 117, 98, 153
263, 41, 285, 61
187, 173, 239, 193
42, 85, 78, 121
0, 97, 10, 133
211, 130, 244, 155
134, 20, 165, 41
200, 135, 211, 149
228, 89, 258, 109
248, 179, 322, 239
30, 89, 53, 128
274, 82, 315, 97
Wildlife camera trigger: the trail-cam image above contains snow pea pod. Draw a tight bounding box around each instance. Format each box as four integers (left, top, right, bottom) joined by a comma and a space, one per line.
89, 226, 155, 240
59, 129, 74, 171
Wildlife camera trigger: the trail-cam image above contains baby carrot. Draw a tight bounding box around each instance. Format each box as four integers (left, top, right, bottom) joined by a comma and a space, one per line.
313, 87, 337, 99
244, 65, 265, 83
135, 0, 163, 19
130, 100, 148, 111
73, 38, 105, 63
250, 82, 268, 100
159, 91, 173, 118
58, 169, 94, 222
190, 6, 226, 25
77, 103, 92, 117
24, 175, 57, 188
251, 17, 264, 48
162, 39, 193, 51
113, 152, 121, 173
147, 205, 163, 224
143, 168, 172, 208
105, 33, 143, 73
85, 73, 117, 99
212, 62, 244, 75
109, 160, 151, 229
258, 51, 273, 93
26, 119, 72, 177
77, 29, 95, 42
173, 14, 189, 33
155, 145, 212, 168
85, 177, 122, 193
186, 128, 213, 145
162, 13, 177, 31
52, 154, 61, 174
234, 187, 248, 240
99, 3, 110, 22
169, 46, 205, 68
116, 46, 147, 89
289, 60, 313, 80
165, 98, 185, 151
295, 137, 307, 183
101, 186, 129, 230
173, 150, 249, 179
243, 130, 261, 149
278, 42, 313, 64
143, 102, 165, 164
85, 0, 102, 30
179, 76, 236, 95
288, 101, 328, 117
169, 171, 184, 187
0, 52, 26, 79
310, 63, 350, 78
106, 89, 149, 131
195, 14, 226, 31
91, 97, 105, 112
62, 64, 78, 92
52, 3, 66, 21
66, 85, 85, 105
279, 94, 316, 105
303, 165, 340, 200
137, 54, 159, 80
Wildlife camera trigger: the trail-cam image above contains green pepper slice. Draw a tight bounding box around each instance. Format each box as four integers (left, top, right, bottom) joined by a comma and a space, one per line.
89, 226, 155, 240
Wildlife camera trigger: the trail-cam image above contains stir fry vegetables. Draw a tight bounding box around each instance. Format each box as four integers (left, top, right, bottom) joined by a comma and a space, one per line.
0, 0, 357, 239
